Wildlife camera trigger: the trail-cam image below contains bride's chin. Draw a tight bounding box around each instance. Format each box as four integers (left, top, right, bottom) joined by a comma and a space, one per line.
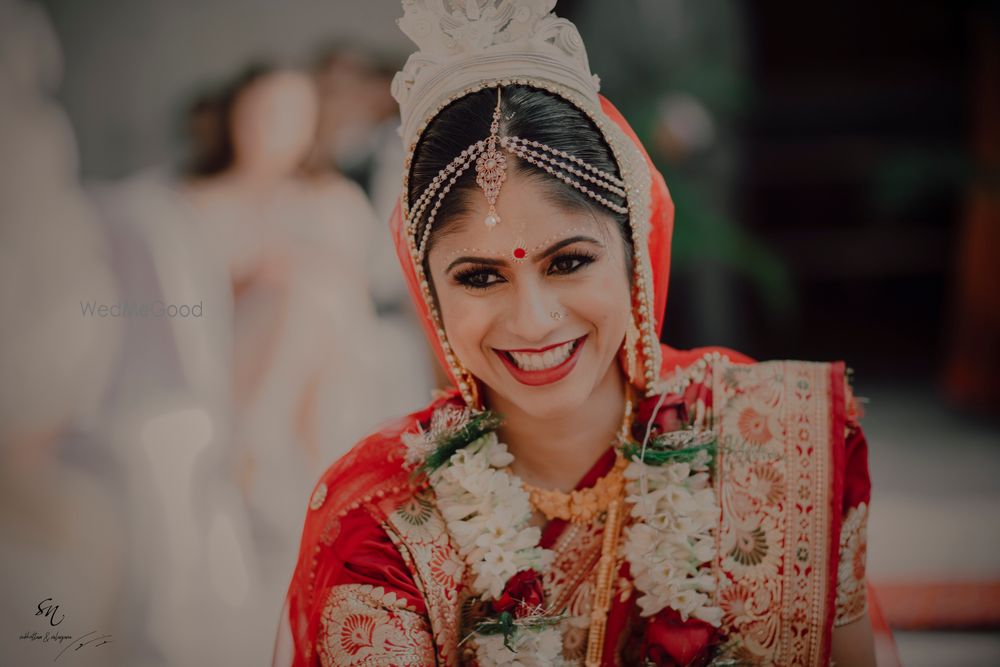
488, 381, 590, 421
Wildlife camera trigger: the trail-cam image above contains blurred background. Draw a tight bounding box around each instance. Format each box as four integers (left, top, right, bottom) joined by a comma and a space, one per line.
1, 0, 997, 665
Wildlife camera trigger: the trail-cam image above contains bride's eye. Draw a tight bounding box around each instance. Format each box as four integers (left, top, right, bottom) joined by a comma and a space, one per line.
548, 251, 597, 276
453, 267, 505, 290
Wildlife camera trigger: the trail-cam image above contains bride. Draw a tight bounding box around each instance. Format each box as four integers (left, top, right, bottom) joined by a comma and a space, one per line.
274, 2, 877, 665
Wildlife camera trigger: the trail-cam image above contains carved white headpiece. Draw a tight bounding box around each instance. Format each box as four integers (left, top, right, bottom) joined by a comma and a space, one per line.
391, 0, 601, 152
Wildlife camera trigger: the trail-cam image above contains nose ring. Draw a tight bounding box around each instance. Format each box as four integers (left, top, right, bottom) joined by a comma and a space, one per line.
550, 311, 566, 320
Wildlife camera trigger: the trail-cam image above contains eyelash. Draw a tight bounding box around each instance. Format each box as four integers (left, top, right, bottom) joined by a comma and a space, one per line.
452, 251, 598, 290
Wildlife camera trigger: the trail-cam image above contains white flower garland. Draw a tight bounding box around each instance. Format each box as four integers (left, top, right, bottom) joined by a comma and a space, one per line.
430, 432, 554, 598
403, 404, 723, 665
404, 410, 563, 665
621, 446, 723, 626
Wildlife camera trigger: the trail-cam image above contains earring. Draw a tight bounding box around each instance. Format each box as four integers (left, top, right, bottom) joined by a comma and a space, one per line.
624, 312, 640, 380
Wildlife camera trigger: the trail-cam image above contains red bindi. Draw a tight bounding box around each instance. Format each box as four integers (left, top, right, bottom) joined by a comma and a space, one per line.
513, 247, 526, 259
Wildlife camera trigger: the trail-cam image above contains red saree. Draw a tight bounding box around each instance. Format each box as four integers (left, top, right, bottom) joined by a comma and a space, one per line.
274, 354, 871, 666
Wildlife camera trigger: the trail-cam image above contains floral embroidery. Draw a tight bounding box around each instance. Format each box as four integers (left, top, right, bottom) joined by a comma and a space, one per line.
750, 464, 785, 506
429, 542, 464, 589
544, 518, 606, 663
318, 584, 436, 666
719, 515, 782, 581
736, 406, 773, 445
397, 495, 435, 526
340, 355, 852, 666
384, 489, 465, 666
714, 359, 836, 666
835, 502, 869, 626
544, 521, 603, 617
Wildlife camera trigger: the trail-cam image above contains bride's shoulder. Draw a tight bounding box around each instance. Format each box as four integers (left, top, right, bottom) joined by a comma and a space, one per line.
650, 346, 857, 425
307, 389, 464, 518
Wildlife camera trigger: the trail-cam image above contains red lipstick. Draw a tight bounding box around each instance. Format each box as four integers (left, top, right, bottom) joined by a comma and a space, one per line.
494, 335, 587, 387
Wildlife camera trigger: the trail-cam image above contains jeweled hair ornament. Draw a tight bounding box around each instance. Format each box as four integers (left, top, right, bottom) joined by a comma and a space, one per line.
476, 89, 507, 228
408, 85, 628, 257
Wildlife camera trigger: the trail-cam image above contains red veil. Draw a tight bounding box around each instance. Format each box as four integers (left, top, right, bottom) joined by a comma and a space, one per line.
387, 94, 753, 392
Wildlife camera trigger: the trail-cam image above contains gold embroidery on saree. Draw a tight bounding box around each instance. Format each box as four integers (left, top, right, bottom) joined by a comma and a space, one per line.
318, 584, 435, 666
545, 519, 606, 664
835, 502, 869, 626
384, 487, 465, 667
714, 359, 836, 666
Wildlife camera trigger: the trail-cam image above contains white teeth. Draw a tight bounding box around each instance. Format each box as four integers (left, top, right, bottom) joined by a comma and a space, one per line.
507, 340, 576, 371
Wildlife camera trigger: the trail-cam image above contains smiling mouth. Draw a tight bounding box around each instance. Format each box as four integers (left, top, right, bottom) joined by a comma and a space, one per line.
497, 336, 586, 372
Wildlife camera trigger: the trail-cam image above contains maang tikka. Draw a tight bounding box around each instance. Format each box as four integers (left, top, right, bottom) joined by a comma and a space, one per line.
475, 88, 506, 229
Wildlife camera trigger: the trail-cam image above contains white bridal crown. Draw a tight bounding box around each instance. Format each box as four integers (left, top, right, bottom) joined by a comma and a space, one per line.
393, 1, 626, 258
392, 0, 601, 152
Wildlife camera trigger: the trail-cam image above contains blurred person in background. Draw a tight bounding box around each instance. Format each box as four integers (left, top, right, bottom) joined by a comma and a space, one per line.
184, 63, 434, 637
0, 1, 123, 664
309, 44, 441, 394
92, 72, 263, 666
309, 45, 403, 222
93, 60, 423, 663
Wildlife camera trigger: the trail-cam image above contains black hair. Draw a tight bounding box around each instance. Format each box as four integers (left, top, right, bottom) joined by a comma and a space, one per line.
407, 85, 632, 276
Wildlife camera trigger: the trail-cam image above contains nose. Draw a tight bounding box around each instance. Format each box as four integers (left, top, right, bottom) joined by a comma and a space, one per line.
504, 277, 559, 344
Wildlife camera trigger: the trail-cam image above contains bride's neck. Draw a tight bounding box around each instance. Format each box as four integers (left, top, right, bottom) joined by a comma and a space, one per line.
487, 363, 627, 493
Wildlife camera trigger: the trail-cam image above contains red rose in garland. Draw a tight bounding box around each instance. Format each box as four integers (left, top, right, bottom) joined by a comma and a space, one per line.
632, 393, 688, 440
641, 607, 718, 667
632, 375, 713, 442
491, 569, 545, 618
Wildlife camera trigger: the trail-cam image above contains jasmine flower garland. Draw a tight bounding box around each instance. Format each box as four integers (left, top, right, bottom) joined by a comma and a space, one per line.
622, 436, 723, 626
404, 407, 563, 665
402, 402, 724, 665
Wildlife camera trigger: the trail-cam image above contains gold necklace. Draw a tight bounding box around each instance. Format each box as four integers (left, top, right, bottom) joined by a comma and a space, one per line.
586, 492, 625, 667
520, 385, 634, 524
522, 453, 628, 524
518, 386, 634, 664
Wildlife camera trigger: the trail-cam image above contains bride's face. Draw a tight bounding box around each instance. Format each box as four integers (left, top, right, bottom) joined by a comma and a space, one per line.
426, 171, 632, 418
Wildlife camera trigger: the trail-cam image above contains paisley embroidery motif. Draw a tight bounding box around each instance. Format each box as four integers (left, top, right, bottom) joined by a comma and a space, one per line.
736, 405, 773, 445
384, 488, 465, 666
318, 584, 435, 666
397, 495, 435, 526
835, 502, 869, 626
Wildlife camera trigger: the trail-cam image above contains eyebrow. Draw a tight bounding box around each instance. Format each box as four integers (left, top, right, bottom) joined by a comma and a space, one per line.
445, 235, 604, 273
